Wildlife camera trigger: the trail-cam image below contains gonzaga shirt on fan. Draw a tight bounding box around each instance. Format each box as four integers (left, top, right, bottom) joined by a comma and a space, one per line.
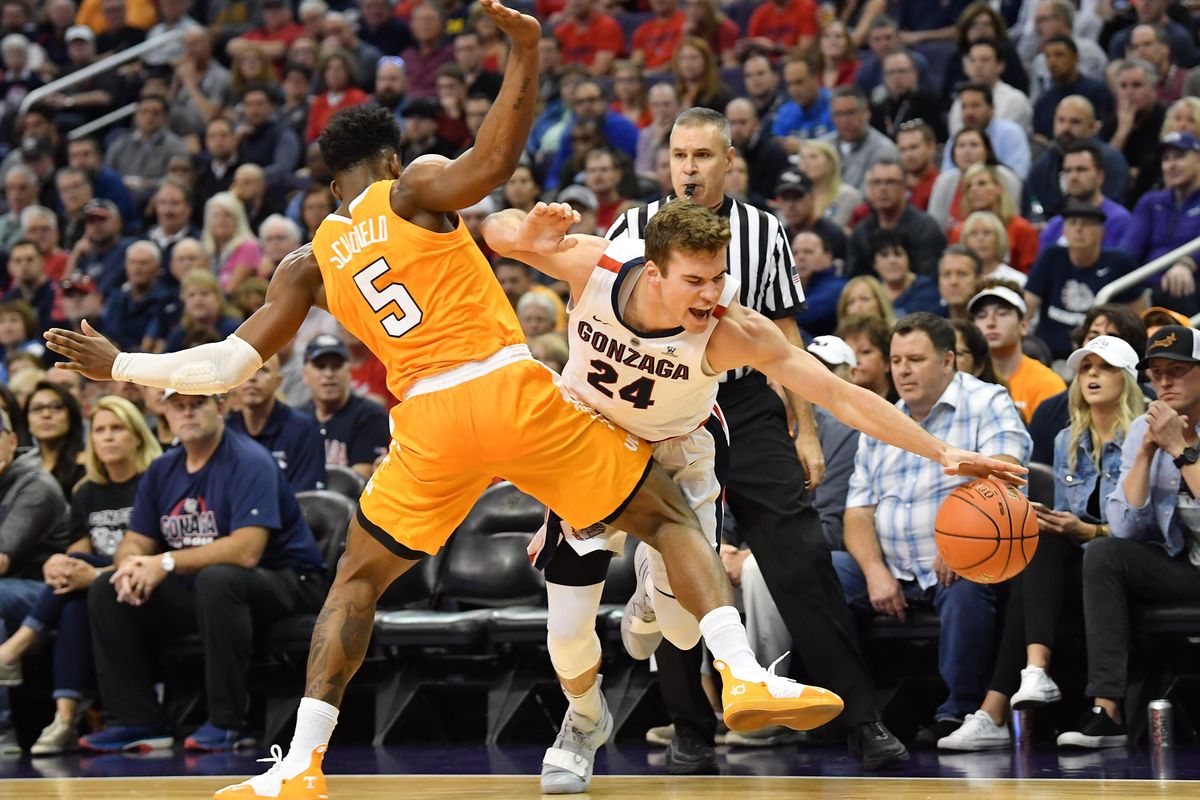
128, 429, 324, 572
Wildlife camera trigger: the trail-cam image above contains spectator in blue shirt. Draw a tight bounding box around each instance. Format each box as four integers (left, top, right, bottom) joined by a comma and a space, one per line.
1060, 326, 1200, 749
1038, 141, 1131, 252
773, 53, 833, 155
299, 335, 389, 480
941, 83, 1030, 179
836, 313, 1031, 746
82, 391, 326, 754
1119, 131, 1200, 316
1025, 96, 1130, 221
869, 229, 942, 318
67, 199, 133, 298
543, 79, 638, 191
102, 241, 174, 353
226, 354, 327, 493
792, 229, 845, 338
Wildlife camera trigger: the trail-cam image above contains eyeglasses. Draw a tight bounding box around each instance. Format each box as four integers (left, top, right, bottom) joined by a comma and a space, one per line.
28, 401, 66, 415
378, 55, 406, 69
1148, 363, 1197, 383
898, 118, 927, 131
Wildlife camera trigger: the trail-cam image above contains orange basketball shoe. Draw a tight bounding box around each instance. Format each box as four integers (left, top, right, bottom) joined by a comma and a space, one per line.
213, 744, 328, 799
715, 656, 845, 733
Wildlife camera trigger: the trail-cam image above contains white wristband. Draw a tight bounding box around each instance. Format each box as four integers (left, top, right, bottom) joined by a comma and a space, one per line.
112, 335, 264, 394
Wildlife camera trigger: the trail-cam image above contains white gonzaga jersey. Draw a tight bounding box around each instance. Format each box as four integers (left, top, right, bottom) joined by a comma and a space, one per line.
562, 238, 740, 441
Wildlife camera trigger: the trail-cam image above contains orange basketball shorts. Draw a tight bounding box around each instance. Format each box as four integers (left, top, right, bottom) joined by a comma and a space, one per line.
357, 353, 652, 557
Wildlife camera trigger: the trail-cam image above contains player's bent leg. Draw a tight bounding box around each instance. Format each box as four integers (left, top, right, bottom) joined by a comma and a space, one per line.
614, 463, 845, 733
541, 546, 615, 794
641, 542, 701, 651
214, 516, 422, 799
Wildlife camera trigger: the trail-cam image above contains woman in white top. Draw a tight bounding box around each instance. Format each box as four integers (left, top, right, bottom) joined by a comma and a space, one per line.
800, 140, 863, 230
960, 211, 1027, 289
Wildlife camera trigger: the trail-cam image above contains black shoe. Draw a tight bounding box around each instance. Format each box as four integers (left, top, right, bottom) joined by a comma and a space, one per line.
667, 732, 719, 775
849, 721, 910, 770
913, 719, 962, 748
1056, 706, 1128, 749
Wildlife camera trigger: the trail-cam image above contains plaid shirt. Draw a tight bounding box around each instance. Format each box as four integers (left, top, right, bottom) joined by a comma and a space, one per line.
847, 372, 1032, 589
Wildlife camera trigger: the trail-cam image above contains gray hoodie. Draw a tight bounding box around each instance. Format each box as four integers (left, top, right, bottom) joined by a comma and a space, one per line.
0, 449, 70, 580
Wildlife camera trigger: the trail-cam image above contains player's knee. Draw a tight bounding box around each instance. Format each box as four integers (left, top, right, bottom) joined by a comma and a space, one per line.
547, 629, 601, 679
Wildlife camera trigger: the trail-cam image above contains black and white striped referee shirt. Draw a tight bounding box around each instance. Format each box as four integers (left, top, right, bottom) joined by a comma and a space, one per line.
605, 194, 804, 382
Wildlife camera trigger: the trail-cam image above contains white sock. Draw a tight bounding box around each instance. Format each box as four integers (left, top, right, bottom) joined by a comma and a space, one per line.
283, 697, 339, 776
565, 679, 604, 728
699, 606, 764, 679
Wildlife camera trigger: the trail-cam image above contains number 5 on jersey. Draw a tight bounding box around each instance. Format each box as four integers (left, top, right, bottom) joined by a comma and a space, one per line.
354, 257, 423, 337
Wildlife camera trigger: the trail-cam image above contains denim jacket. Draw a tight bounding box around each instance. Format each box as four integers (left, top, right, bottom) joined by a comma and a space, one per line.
1052, 426, 1125, 523
1105, 415, 1200, 557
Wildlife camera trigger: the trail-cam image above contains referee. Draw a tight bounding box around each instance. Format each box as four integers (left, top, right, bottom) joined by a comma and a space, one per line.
607, 108, 908, 772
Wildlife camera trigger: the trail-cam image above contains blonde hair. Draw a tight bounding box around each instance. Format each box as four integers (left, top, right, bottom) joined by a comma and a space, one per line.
837, 276, 895, 325
83, 396, 162, 484
202, 191, 256, 269
961, 210, 1010, 264
180, 268, 242, 328
1065, 368, 1145, 474
1163, 96, 1200, 137
960, 163, 1016, 222
801, 140, 844, 219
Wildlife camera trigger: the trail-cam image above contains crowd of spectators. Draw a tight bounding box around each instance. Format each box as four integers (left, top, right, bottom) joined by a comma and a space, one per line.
0, 0, 1198, 763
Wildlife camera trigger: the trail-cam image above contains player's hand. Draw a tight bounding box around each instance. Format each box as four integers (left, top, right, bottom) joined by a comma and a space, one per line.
865, 564, 907, 622
932, 554, 957, 587
516, 202, 581, 255
794, 431, 825, 489
1162, 263, 1196, 298
940, 447, 1028, 486
480, 0, 540, 49
43, 319, 121, 381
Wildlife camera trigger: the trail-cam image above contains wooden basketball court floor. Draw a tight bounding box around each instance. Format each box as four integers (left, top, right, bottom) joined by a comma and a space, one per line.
1, 774, 1196, 798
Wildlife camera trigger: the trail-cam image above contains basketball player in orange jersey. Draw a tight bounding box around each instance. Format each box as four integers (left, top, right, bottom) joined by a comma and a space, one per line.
482, 200, 1030, 789
46, 3, 866, 798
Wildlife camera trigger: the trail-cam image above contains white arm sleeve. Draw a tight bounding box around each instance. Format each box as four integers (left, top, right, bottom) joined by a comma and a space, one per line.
110, 335, 265, 394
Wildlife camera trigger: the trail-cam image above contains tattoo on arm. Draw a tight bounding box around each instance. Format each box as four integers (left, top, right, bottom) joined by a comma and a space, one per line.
512, 75, 531, 111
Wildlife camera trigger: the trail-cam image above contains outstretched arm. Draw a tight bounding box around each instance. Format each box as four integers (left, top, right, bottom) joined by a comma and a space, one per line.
44, 245, 320, 392
707, 304, 1028, 484
391, 0, 540, 215
481, 203, 607, 299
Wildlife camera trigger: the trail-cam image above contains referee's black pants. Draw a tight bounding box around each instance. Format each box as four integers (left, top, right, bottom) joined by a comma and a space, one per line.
655, 372, 879, 744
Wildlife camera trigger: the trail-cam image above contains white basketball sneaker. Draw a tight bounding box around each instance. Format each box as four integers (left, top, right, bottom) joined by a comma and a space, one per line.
620, 543, 662, 660
540, 690, 614, 794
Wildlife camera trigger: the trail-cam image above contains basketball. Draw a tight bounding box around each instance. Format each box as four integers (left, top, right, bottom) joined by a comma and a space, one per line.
934, 478, 1039, 584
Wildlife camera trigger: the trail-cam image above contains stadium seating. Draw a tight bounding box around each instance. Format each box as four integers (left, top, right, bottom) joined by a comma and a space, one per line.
324, 464, 366, 504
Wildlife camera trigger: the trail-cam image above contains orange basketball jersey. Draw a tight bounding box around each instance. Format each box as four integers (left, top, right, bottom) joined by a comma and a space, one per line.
311, 180, 525, 400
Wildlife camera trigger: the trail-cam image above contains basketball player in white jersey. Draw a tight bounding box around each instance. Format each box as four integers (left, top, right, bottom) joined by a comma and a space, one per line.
481, 200, 1027, 793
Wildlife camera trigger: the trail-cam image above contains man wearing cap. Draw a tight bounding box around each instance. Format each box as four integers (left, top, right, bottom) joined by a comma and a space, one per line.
226, 354, 326, 493
40, 26, 119, 128
725, 98, 790, 203
773, 170, 847, 263
104, 95, 190, 196
299, 336, 390, 480
847, 159, 945, 278
1037, 140, 1132, 252
1059, 325, 1200, 749
82, 389, 326, 753
970, 279, 1067, 423
399, 98, 457, 164
805, 335, 862, 551
1141, 305, 1191, 339
0, 406, 71, 755
59, 273, 103, 335
1025, 199, 1141, 361
1120, 131, 1200, 316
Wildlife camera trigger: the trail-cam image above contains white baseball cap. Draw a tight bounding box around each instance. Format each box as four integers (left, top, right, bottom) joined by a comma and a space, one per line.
808, 335, 857, 368
967, 285, 1027, 316
1066, 335, 1139, 379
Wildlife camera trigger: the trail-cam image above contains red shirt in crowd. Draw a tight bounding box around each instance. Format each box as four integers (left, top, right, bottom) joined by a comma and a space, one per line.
556, 12, 625, 69
908, 167, 940, 212
948, 215, 1041, 273
632, 11, 685, 70
748, 0, 818, 49
306, 89, 369, 144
